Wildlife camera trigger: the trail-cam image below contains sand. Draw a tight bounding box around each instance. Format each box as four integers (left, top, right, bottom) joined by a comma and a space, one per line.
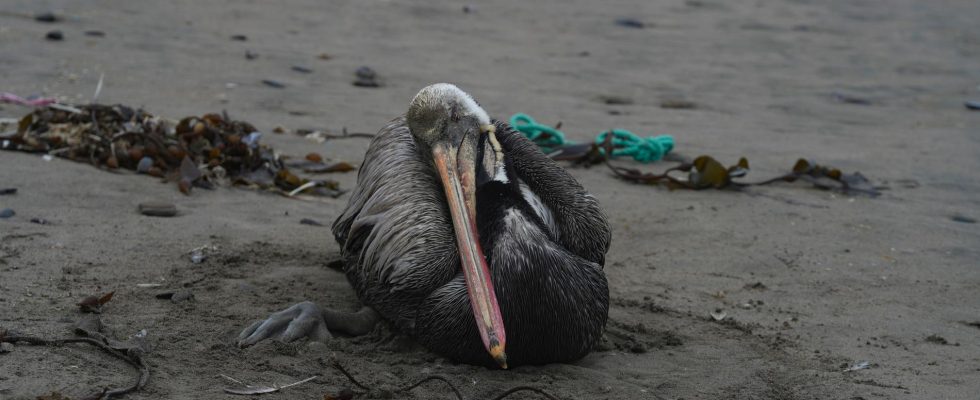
1, 0, 979, 399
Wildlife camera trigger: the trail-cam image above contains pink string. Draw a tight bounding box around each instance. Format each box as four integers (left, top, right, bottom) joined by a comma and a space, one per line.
0, 92, 58, 107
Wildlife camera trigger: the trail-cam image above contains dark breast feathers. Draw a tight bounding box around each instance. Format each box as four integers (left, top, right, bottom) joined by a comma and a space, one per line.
332, 117, 611, 366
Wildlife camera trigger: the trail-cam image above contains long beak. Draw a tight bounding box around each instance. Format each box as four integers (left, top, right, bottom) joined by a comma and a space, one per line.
432, 132, 508, 369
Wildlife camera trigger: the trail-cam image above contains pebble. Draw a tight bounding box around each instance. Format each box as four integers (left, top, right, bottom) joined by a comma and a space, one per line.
0, 208, 14, 219
291, 65, 313, 74
356, 66, 376, 79
599, 95, 633, 105
615, 18, 645, 29
230, 34, 248, 41
0, 342, 13, 353
0, 188, 16, 195
34, 12, 60, 23
262, 79, 286, 88
353, 66, 381, 87
45, 30, 64, 41
965, 100, 980, 111
951, 215, 977, 224
138, 202, 177, 217
245, 50, 259, 60
84, 30, 106, 37
170, 290, 194, 303
29, 217, 49, 225
833, 92, 872, 105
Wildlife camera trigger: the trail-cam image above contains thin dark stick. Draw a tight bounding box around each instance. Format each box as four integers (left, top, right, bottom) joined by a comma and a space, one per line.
396, 375, 464, 400
1, 332, 149, 399
489, 386, 561, 400
332, 360, 560, 400
331, 361, 371, 391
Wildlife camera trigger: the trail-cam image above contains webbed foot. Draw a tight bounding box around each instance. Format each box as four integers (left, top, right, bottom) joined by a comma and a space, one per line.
238, 301, 332, 347
237, 301, 381, 347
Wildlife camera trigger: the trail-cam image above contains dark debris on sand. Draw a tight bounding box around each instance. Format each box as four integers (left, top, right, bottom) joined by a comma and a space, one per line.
0, 104, 345, 198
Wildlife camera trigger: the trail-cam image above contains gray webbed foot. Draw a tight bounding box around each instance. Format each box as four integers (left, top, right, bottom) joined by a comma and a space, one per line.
238, 301, 332, 347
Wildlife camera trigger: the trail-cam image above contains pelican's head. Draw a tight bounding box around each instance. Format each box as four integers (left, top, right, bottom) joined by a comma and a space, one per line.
405, 83, 508, 369
407, 83, 493, 148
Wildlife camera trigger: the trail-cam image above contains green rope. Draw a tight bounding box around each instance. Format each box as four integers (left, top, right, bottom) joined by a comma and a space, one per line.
508, 113, 674, 163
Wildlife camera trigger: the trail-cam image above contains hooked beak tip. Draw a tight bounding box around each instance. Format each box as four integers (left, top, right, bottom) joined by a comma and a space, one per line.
490, 344, 508, 369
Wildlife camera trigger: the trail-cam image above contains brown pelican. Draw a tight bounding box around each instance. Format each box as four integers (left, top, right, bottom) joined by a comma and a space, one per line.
239, 83, 610, 368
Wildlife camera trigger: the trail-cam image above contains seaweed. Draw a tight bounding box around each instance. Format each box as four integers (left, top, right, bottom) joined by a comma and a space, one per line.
552, 136, 881, 196
1, 104, 348, 198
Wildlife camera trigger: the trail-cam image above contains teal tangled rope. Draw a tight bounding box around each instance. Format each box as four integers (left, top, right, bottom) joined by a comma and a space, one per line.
509, 113, 674, 163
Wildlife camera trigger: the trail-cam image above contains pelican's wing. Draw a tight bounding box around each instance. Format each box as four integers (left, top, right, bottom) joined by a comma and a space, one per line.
332, 117, 459, 326
493, 121, 612, 266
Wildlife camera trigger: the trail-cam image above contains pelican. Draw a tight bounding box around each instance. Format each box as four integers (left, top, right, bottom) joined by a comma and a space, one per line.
239, 83, 610, 368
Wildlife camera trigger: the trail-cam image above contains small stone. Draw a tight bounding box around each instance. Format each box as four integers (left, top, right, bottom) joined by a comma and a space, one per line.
34, 12, 61, 23
0, 188, 16, 195
0, 208, 14, 219
599, 95, 633, 105
951, 215, 976, 224
0, 342, 13, 353
291, 65, 313, 74
964, 100, 980, 111
353, 66, 381, 88
138, 202, 177, 217
84, 30, 106, 37
245, 50, 259, 60
355, 66, 376, 79
615, 18, 645, 29
170, 290, 194, 303
833, 92, 872, 105
230, 34, 248, 41
262, 79, 285, 88
45, 30, 64, 41
29, 217, 49, 225
925, 334, 949, 345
